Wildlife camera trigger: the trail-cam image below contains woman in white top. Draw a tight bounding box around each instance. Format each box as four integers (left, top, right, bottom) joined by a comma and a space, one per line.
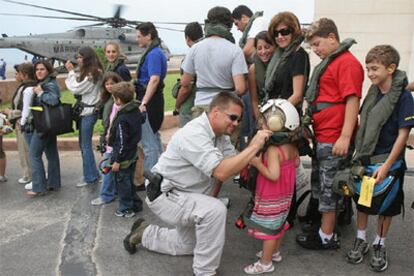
3, 63, 36, 184
65, 46, 103, 187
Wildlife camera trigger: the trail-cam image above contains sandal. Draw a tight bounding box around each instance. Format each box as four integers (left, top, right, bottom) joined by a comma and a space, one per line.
256, 250, 282, 262
26, 191, 45, 197
244, 260, 274, 274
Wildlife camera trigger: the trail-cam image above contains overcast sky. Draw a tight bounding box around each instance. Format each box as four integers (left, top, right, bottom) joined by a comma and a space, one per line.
0, 0, 314, 66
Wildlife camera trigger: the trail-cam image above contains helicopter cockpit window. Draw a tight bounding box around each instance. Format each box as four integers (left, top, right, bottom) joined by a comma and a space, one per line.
75, 29, 86, 38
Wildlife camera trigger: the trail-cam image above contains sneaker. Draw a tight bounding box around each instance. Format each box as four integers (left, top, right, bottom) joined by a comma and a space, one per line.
123, 218, 149, 254
370, 245, 388, 272
91, 197, 110, 206
244, 260, 274, 274
18, 177, 31, 184
301, 222, 320, 233
256, 250, 282, 262
76, 179, 98, 188
347, 238, 369, 264
115, 209, 136, 218
24, 182, 32, 190
0, 175, 7, 182
296, 231, 340, 250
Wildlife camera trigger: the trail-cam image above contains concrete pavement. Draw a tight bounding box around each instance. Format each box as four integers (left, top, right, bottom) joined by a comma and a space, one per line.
0, 151, 413, 276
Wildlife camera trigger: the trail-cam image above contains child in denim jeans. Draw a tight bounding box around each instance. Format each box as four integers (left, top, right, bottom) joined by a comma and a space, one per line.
91, 72, 123, 206
108, 82, 144, 217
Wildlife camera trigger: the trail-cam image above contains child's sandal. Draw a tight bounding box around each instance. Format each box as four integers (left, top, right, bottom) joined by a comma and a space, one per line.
256, 250, 282, 262
244, 260, 274, 274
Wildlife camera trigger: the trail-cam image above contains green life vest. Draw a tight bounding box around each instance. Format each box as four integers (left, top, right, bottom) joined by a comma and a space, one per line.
332, 70, 407, 197
135, 37, 162, 79
254, 55, 267, 103
239, 11, 264, 48
262, 36, 304, 103
106, 58, 124, 73
354, 70, 407, 162
304, 38, 356, 113
204, 22, 235, 43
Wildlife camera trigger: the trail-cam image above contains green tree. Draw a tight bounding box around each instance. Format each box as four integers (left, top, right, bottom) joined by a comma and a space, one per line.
95, 48, 108, 69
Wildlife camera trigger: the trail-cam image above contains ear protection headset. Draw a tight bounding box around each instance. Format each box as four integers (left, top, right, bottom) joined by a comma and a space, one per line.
260, 99, 300, 132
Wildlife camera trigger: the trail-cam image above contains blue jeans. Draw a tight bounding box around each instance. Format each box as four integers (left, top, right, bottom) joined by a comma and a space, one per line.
79, 114, 99, 183
29, 131, 61, 192
240, 93, 255, 150
141, 113, 163, 171
112, 163, 143, 212
99, 152, 116, 202
24, 132, 33, 146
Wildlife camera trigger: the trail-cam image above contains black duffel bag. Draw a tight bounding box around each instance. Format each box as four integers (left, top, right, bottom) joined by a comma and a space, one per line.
31, 102, 74, 136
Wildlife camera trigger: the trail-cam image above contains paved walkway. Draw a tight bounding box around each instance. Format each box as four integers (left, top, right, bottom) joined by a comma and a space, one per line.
0, 150, 413, 275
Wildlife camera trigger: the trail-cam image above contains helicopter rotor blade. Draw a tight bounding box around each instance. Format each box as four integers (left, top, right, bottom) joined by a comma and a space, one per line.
76, 23, 107, 28
2, 0, 105, 21
155, 26, 184, 32
125, 19, 144, 26
152, 21, 193, 25
113, 4, 123, 19
0, 12, 102, 22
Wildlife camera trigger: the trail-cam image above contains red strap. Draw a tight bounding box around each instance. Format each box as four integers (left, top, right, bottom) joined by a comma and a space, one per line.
277, 145, 286, 162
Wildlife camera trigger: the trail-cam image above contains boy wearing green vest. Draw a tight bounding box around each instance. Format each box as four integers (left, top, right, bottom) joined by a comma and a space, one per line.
346, 45, 414, 272
296, 18, 364, 249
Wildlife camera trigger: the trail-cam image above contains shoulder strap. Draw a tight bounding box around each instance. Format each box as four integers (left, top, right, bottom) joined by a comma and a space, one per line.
304, 38, 356, 109
277, 145, 286, 162
239, 11, 263, 48
354, 70, 407, 160
135, 38, 162, 79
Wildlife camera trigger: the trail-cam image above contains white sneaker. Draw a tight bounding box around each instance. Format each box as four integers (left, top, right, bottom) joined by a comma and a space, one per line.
256, 251, 282, 262
25, 182, 32, 190
18, 177, 31, 184
0, 175, 8, 182
244, 260, 274, 274
91, 197, 108, 206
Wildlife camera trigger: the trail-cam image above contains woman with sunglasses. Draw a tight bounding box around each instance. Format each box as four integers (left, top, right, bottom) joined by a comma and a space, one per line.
267, 12, 310, 224
262, 11, 309, 109
26, 60, 61, 197
65, 46, 103, 187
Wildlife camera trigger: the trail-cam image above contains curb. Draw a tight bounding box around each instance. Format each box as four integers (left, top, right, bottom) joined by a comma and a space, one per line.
4, 111, 179, 151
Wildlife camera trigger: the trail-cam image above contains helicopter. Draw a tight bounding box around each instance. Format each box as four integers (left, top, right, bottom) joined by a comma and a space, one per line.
0, 0, 188, 66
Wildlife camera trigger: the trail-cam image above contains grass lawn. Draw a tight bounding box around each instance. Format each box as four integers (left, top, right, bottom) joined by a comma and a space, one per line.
1, 73, 180, 138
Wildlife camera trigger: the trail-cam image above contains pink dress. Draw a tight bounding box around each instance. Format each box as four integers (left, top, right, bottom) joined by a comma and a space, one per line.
248, 146, 296, 240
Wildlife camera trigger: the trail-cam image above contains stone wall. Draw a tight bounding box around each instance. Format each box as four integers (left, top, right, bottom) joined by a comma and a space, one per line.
313, 0, 414, 93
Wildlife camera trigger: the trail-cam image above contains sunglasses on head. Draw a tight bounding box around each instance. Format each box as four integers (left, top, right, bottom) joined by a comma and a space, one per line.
223, 112, 241, 123
274, 28, 293, 37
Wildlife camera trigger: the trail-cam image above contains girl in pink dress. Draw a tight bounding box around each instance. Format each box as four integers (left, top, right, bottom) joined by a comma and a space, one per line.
244, 99, 299, 274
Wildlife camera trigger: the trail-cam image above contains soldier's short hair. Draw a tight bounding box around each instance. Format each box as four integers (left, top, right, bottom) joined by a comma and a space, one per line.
209, 92, 244, 112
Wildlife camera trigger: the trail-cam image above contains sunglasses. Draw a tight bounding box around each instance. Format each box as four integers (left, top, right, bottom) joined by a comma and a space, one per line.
274, 28, 293, 37
223, 111, 241, 123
